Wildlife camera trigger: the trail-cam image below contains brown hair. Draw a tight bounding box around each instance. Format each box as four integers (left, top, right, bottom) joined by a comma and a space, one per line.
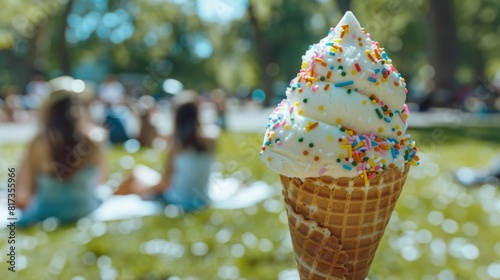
173, 101, 206, 153
43, 93, 96, 180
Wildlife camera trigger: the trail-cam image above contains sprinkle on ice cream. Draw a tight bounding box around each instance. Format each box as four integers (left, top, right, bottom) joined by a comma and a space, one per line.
260, 11, 419, 184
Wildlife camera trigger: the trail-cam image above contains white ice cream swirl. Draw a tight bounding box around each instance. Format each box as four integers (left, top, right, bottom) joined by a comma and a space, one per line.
260, 11, 418, 181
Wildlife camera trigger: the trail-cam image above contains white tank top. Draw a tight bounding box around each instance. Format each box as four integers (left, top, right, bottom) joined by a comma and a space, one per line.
168, 149, 214, 201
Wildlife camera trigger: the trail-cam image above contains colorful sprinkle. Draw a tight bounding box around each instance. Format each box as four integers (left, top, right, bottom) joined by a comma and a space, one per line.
342, 164, 352, 170
306, 121, 319, 132
399, 112, 406, 125
391, 146, 397, 159
334, 81, 354, 87
314, 57, 324, 63
403, 104, 410, 116
366, 50, 376, 62
260, 17, 419, 178
318, 166, 326, 176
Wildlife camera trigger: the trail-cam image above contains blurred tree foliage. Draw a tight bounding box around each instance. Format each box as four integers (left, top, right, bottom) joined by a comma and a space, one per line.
0, 0, 499, 107
0, 0, 66, 87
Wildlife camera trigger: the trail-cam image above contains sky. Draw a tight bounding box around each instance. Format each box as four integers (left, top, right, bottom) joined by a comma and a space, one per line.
196, 0, 247, 23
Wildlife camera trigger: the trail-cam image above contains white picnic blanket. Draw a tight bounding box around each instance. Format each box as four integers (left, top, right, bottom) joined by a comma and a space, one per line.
0, 175, 276, 227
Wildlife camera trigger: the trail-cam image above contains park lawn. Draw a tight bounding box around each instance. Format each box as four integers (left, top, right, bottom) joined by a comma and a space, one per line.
0, 127, 500, 280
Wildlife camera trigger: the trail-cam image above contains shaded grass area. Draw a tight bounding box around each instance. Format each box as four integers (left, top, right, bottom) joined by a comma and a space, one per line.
0, 127, 500, 280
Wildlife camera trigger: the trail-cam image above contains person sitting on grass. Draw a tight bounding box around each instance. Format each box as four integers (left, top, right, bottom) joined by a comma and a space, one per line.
455, 154, 500, 187
16, 76, 107, 227
115, 91, 218, 212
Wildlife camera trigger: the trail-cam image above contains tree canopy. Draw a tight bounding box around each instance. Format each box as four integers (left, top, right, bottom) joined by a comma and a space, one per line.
1, 0, 499, 107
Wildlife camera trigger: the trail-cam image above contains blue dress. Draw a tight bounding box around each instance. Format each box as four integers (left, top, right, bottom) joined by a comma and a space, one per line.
162, 149, 214, 211
18, 166, 101, 227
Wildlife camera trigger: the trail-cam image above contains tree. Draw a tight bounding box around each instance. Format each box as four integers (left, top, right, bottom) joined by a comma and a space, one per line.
428, 0, 458, 106
58, 0, 75, 75
0, 0, 66, 87
247, 1, 274, 106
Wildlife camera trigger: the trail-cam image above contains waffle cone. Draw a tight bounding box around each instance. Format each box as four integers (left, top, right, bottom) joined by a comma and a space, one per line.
281, 164, 410, 280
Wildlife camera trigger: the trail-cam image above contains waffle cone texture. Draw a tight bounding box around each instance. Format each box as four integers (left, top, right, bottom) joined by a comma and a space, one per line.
281, 164, 410, 280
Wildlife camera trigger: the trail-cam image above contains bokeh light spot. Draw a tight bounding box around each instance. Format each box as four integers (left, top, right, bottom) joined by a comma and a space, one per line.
162, 79, 184, 94
427, 210, 444, 226
251, 89, 266, 104
488, 263, 500, 278
124, 139, 141, 153
191, 242, 209, 256
230, 243, 245, 258
119, 155, 135, 169
258, 238, 273, 252
441, 219, 459, 234
71, 79, 85, 93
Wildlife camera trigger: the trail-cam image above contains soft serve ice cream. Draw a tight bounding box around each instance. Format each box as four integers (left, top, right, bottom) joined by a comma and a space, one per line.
260, 11, 418, 183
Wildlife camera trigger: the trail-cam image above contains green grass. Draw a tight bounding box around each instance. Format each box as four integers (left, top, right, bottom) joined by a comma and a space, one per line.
1, 127, 500, 280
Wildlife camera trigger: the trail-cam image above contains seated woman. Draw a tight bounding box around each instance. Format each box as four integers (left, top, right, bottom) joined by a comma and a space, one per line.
115, 91, 218, 212
16, 76, 106, 227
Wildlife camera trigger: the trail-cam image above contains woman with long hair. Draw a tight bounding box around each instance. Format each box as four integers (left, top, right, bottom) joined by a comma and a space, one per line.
116, 91, 217, 211
16, 76, 106, 226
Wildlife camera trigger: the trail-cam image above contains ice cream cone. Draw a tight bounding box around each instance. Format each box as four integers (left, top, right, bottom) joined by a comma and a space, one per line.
259, 10, 418, 280
281, 164, 410, 280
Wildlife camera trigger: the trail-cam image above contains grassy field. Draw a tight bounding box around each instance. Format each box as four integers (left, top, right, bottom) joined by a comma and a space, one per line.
1, 127, 500, 280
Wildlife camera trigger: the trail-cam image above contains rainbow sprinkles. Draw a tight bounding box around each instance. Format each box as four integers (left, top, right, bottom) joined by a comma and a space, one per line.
260, 11, 419, 185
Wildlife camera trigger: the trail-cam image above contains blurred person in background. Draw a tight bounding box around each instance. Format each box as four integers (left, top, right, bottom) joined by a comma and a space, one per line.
98, 74, 131, 144
211, 88, 227, 131
25, 73, 51, 110
455, 153, 500, 187
1, 85, 27, 122
115, 90, 219, 212
0, 86, 12, 122
136, 95, 159, 147
16, 76, 107, 227
97, 74, 126, 106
